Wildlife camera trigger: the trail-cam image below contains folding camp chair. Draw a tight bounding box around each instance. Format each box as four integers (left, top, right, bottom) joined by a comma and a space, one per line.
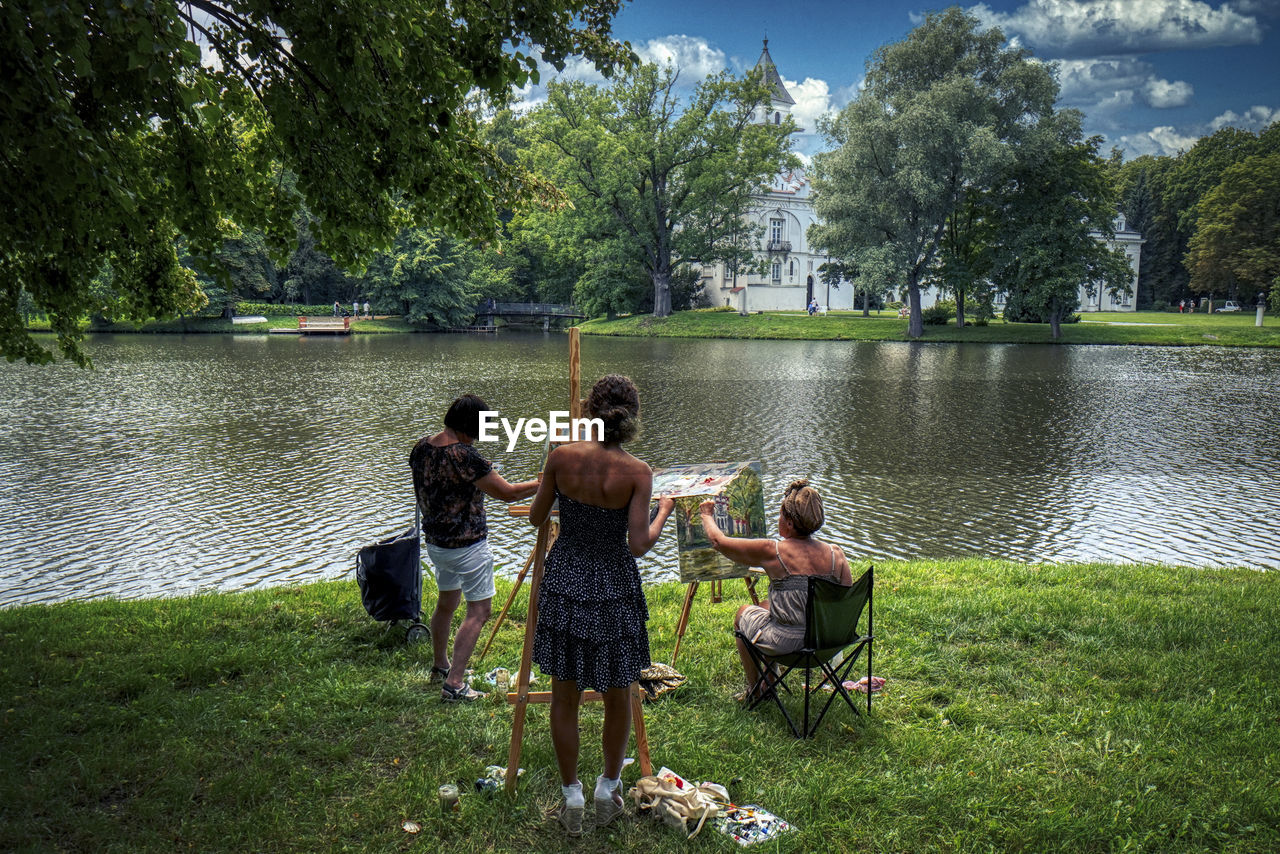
735, 565, 873, 738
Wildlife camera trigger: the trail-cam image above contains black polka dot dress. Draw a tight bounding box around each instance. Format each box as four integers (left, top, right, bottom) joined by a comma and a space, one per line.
532, 492, 650, 692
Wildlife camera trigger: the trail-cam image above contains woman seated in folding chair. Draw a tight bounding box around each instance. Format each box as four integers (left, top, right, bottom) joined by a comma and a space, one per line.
698, 479, 850, 702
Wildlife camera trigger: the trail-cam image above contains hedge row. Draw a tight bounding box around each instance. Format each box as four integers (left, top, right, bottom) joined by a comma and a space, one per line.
234, 302, 355, 317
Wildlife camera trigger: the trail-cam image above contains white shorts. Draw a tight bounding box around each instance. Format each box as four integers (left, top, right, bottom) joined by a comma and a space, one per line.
426, 540, 495, 602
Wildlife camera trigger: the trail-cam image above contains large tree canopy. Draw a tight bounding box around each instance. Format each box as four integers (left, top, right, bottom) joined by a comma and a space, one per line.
1185, 152, 1280, 306
990, 116, 1134, 338
520, 62, 796, 317
1, 0, 632, 364
1112, 122, 1279, 308
809, 7, 1058, 338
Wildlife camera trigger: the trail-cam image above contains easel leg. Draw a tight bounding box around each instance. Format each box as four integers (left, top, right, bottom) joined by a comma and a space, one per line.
630, 683, 652, 776
479, 547, 536, 662
745, 576, 761, 605
506, 523, 548, 797
670, 581, 698, 667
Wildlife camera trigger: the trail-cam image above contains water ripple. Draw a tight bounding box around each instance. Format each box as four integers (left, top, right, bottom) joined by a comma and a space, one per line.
2, 333, 1278, 607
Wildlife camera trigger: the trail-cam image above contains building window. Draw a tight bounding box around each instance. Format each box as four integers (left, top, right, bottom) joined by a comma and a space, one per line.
770, 219, 783, 243
771, 261, 781, 281
774, 112, 780, 124
789, 260, 795, 277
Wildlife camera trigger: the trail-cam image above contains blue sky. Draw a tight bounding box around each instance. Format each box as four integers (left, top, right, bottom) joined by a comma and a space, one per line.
517, 0, 1280, 160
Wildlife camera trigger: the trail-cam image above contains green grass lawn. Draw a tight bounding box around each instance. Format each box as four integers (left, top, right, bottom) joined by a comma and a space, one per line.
581, 309, 1280, 347
3, 560, 1276, 852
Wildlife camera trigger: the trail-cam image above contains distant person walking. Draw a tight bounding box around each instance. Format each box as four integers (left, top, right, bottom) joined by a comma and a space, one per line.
332, 300, 341, 317
363, 300, 371, 318
353, 300, 359, 317
1179, 299, 1185, 313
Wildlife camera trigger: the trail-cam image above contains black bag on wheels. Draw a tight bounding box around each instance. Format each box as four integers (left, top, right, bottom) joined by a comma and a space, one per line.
355, 522, 421, 622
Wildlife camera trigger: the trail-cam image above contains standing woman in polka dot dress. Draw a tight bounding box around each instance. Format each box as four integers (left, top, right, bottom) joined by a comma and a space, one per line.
529, 374, 676, 836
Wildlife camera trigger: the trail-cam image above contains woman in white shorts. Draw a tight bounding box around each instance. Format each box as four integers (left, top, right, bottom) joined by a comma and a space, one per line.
411, 394, 539, 702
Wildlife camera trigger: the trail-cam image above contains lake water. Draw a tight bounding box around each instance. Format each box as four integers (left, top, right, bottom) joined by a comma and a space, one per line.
1, 331, 1277, 606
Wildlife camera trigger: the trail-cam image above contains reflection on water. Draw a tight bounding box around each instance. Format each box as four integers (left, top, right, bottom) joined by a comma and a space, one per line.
1, 332, 1277, 606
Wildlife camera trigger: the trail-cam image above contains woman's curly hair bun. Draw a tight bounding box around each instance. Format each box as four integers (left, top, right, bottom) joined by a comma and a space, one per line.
586, 374, 640, 443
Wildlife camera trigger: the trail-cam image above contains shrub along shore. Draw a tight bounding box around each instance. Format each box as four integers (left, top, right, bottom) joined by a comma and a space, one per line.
2, 559, 1276, 852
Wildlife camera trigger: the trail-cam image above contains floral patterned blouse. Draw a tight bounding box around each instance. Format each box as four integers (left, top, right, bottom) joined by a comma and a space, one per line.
409, 439, 493, 549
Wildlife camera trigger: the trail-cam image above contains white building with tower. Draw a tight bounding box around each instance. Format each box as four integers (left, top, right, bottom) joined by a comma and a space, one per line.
698, 40, 854, 313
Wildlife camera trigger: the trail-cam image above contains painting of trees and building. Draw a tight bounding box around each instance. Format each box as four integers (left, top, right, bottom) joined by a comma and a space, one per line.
651, 462, 766, 582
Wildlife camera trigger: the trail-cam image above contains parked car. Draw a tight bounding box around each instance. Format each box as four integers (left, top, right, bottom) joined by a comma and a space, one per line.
1216, 300, 1242, 312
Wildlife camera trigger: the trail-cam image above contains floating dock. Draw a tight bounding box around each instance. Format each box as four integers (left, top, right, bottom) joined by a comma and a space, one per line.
269, 316, 352, 335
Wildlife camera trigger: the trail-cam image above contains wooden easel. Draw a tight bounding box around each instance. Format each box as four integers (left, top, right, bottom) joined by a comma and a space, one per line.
670, 575, 762, 666
505, 328, 652, 796
477, 536, 541, 663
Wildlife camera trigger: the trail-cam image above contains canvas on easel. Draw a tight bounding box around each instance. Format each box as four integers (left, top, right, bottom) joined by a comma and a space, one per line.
651, 461, 767, 582
651, 461, 766, 665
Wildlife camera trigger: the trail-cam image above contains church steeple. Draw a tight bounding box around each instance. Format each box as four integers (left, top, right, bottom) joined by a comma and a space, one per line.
754, 38, 795, 107
751, 38, 801, 132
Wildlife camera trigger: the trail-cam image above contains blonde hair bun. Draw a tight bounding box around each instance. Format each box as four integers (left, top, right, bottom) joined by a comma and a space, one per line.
781, 479, 824, 536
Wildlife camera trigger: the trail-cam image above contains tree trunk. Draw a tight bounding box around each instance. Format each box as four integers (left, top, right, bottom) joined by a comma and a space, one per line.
908, 279, 924, 339
1049, 310, 1062, 339
652, 270, 672, 318
862, 287, 870, 317
955, 288, 966, 327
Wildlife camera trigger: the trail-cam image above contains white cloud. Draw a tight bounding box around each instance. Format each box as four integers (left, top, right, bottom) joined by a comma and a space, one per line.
970, 0, 1262, 57
1095, 88, 1137, 111
1209, 104, 1280, 131
507, 35, 730, 113
783, 77, 837, 135
1143, 78, 1194, 108
1115, 125, 1201, 157
1053, 57, 1194, 112
635, 35, 728, 80
781, 76, 857, 159
1225, 0, 1280, 15
1113, 104, 1278, 158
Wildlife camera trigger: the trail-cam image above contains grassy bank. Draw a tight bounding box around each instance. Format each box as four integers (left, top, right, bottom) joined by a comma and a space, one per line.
581, 309, 1280, 347
2, 560, 1277, 853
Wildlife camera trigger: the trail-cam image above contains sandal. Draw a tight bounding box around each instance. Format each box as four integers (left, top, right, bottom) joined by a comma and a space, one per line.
429, 665, 450, 682
846, 676, 886, 694
553, 802, 584, 837
595, 779, 625, 827
441, 682, 487, 703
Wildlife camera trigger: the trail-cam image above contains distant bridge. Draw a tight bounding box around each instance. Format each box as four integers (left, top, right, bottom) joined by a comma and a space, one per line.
475, 302, 586, 321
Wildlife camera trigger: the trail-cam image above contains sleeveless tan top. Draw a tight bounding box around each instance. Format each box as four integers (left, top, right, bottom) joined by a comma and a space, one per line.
764, 540, 844, 636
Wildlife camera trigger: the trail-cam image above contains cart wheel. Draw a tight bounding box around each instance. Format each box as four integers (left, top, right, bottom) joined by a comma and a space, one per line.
406, 623, 430, 644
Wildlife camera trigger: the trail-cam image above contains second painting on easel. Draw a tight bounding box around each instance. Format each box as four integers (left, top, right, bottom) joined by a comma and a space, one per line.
651, 461, 766, 582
